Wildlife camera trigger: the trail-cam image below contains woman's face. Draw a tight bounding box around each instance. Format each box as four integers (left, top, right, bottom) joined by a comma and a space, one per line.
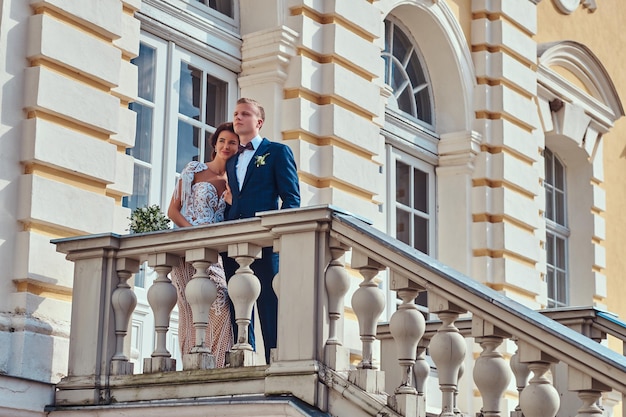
214, 130, 239, 160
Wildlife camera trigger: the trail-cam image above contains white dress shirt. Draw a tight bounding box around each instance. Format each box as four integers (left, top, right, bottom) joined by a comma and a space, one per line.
236, 135, 262, 190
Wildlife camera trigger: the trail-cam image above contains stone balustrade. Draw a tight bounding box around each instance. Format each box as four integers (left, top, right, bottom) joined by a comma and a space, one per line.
51, 206, 626, 417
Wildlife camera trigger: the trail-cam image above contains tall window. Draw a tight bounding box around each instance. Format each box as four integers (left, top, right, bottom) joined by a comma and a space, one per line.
382, 18, 433, 126
382, 17, 436, 318
124, 32, 237, 213
544, 148, 570, 307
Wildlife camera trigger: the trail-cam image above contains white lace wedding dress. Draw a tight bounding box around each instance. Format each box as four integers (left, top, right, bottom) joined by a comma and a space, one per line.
170, 161, 233, 367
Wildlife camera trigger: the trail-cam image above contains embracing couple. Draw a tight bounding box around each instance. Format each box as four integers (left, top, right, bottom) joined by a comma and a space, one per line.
167, 97, 301, 367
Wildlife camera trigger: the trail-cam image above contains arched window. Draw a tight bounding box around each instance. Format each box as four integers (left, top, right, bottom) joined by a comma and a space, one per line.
382, 18, 433, 126
382, 17, 437, 318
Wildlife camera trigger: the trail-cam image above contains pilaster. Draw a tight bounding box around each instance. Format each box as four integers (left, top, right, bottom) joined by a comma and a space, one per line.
470, 0, 542, 307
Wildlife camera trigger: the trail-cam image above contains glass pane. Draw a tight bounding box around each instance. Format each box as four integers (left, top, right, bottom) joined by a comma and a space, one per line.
396, 161, 410, 206
205, 74, 227, 127
545, 148, 553, 184
554, 157, 565, 189
414, 214, 428, 254
545, 188, 554, 221
128, 164, 150, 211
555, 236, 566, 269
396, 88, 413, 115
413, 168, 428, 212
546, 234, 554, 264
208, 0, 233, 17
392, 28, 410, 68
555, 190, 565, 226
177, 120, 199, 172
396, 208, 410, 245
546, 267, 555, 301
556, 270, 567, 305
179, 62, 202, 119
134, 43, 156, 101
128, 102, 153, 163
415, 87, 431, 123
204, 130, 214, 163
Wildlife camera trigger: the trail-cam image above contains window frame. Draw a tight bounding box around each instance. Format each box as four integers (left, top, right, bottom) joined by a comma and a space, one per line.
126, 32, 238, 214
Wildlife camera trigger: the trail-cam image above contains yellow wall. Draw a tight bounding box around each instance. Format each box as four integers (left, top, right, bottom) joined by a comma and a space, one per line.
536, 2, 626, 349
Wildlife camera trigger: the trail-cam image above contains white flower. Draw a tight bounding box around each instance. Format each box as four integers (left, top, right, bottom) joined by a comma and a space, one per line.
128, 204, 171, 233
255, 153, 270, 167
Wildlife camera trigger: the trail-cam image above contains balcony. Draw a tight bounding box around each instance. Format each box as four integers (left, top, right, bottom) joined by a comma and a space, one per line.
49, 206, 626, 416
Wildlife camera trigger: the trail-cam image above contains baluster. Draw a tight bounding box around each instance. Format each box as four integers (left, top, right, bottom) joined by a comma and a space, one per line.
182, 248, 218, 370
472, 319, 511, 417
348, 251, 385, 393
414, 339, 430, 396
518, 341, 560, 417
144, 253, 178, 373
324, 238, 351, 370
455, 362, 464, 414
510, 338, 530, 415
428, 296, 466, 417
388, 277, 425, 417
569, 368, 611, 417
473, 337, 510, 417
110, 258, 139, 375
227, 243, 262, 367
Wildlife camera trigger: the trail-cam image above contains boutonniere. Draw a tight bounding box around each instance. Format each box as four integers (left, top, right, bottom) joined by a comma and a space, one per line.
255, 153, 270, 167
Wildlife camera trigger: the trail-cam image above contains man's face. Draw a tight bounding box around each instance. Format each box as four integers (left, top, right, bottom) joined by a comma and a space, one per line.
233, 102, 263, 138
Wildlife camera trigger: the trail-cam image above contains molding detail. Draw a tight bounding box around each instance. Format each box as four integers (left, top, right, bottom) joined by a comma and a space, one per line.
537, 41, 624, 131
238, 26, 299, 87
553, 0, 598, 14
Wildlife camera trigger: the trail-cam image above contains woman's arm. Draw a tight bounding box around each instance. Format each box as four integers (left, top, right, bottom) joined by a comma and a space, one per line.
167, 178, 193, 227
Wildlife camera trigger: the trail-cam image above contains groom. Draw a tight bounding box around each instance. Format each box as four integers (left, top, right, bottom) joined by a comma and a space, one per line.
223, 97, 300, 364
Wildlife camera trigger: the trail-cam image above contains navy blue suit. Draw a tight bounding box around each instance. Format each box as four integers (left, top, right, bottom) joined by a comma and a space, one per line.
223, 138, 300, 363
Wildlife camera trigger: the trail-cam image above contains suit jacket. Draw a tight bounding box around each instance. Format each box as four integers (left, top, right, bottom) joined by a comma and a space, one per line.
225, 138, 300, 220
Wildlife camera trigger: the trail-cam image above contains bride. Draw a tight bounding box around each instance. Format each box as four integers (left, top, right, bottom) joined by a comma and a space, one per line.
167, 121, 239, 367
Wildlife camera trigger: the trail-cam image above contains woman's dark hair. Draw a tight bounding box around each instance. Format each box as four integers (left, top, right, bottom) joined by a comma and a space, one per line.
208, 122, 237, 160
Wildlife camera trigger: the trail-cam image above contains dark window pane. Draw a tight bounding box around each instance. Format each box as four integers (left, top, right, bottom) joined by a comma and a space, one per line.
179, 63, 202, 119
134, 43, 156, 101
554, 157, 565, 189
396, 161, 410, 206
204, 130, 214, 163
555, 236, 566, 269
556, 270, 567, 304
413, 168, 427, 212
555, 190, 565, 226
546, 234, 554, 264
546, 267, 555, 302
192, 0, 233, 17
176, 120, 199, 172
414, 214, 428, 254
396, 208, 410, 245
128, 102, 153, 163
205, 74, 227, 127
127, 164, 150, 211
545, 148, 553, 184
545, 188, 554, 221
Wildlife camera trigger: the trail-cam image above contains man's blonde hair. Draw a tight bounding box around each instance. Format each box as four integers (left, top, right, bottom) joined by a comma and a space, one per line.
237, 97, 265, 121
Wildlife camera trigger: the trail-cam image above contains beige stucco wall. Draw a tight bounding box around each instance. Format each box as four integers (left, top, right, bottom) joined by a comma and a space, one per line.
535, 1, 626, 350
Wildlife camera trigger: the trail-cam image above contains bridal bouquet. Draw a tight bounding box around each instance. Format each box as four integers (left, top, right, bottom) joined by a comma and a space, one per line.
128, 204, 171, 233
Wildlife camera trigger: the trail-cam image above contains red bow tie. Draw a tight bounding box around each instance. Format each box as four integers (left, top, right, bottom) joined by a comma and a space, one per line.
238, 142, 254, 153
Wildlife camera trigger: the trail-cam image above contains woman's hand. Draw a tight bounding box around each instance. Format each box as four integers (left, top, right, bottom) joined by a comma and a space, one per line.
224, 181, 232, 205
